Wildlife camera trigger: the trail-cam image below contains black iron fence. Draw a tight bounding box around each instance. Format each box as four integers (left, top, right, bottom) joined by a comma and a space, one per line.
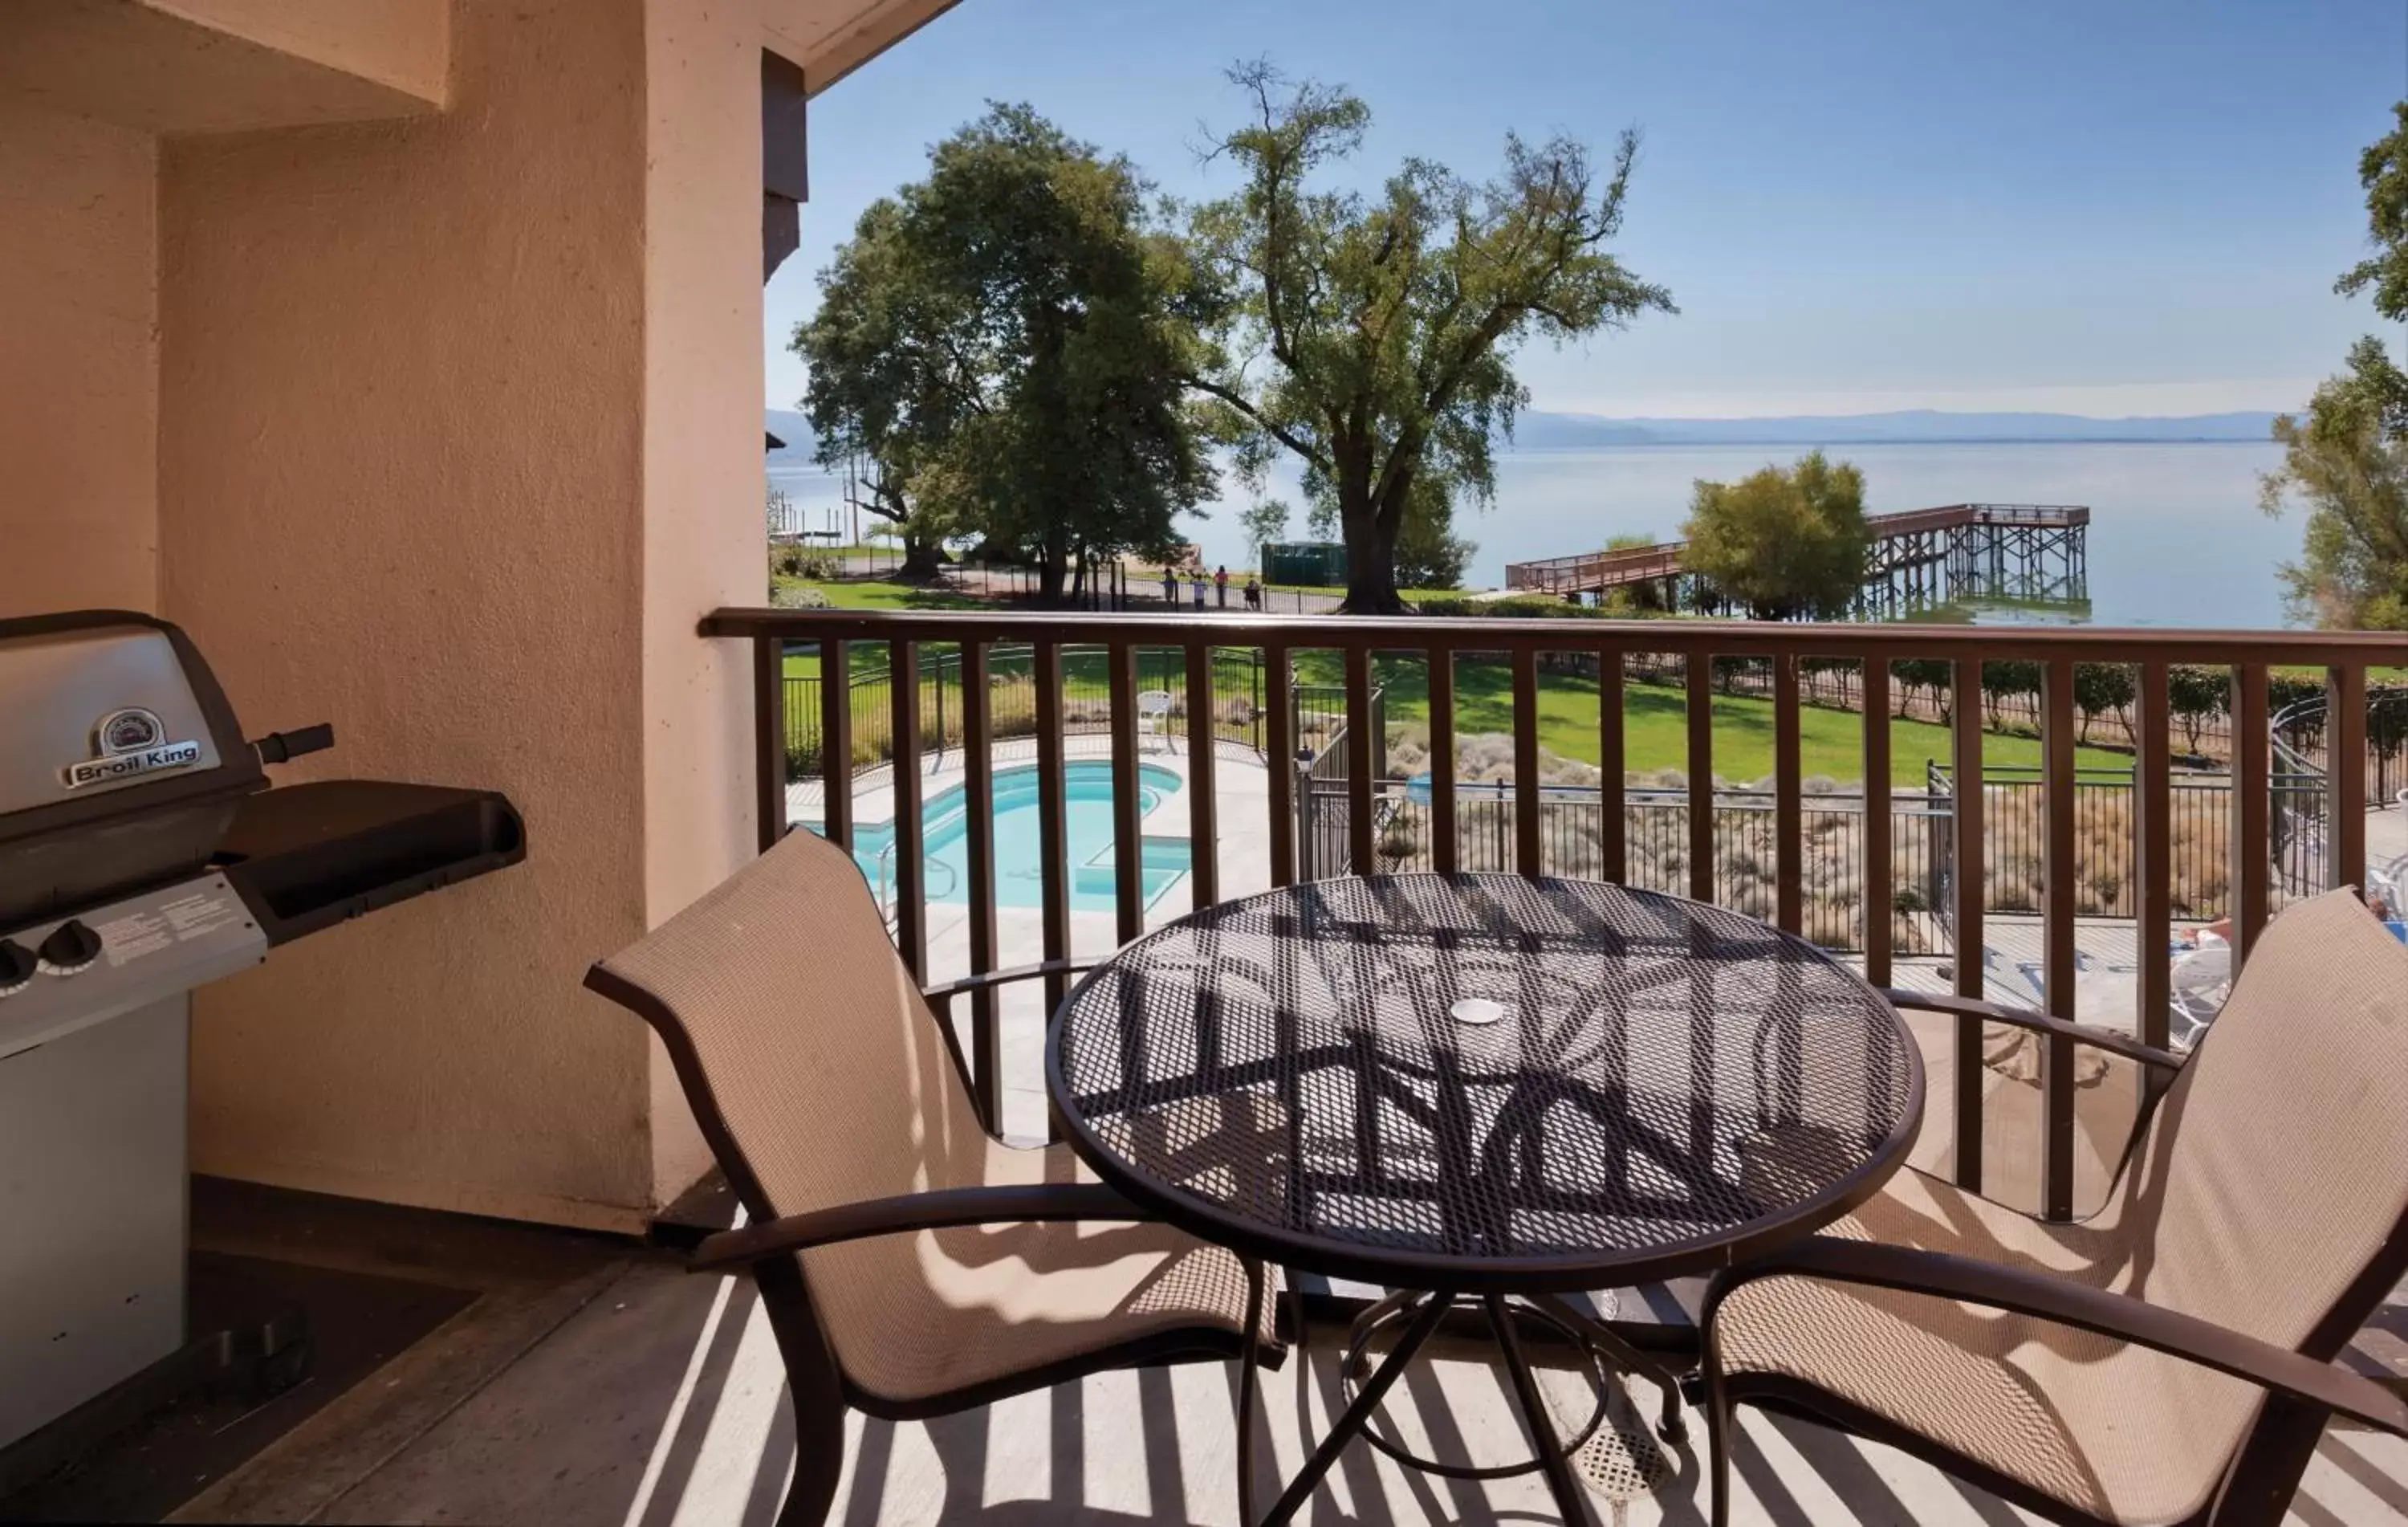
781, 644, 1270, 776
1352, 784, 1952, 952
1926, 760, 2329, 920
1296, 686, 1387, 881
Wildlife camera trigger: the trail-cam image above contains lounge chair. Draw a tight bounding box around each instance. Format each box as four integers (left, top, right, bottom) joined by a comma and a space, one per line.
1701, 887, 2408, 1527
585, 827, 1281, 1526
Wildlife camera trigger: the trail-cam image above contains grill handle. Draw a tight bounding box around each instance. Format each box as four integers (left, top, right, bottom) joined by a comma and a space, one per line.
251, 724, 335, 766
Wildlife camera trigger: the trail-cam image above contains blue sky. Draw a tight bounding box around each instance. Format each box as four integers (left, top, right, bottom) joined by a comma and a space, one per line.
766, 0, 2408, 421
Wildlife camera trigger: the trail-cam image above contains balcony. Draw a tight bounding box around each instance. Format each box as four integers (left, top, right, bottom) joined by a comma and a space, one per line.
17, 605, 2406, 1527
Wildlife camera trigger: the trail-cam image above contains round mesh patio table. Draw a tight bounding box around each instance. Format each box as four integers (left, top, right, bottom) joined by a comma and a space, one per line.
1046, 873, 1925, 1525
1051, 873, 1922, 1293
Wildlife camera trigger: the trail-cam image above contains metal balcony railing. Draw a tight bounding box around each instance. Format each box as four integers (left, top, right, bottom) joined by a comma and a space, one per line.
703, 605, 2402, 1226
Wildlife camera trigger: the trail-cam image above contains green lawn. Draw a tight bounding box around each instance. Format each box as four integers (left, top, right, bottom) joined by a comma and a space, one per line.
775, 623, 2129, 784
775, 577, 985, 613
1287, 650, 2132, 786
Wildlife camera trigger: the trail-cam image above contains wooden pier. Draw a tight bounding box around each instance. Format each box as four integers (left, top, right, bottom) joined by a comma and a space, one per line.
1503, 502, 2090, 616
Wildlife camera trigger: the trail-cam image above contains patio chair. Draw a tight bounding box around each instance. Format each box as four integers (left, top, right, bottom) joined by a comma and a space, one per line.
585, 827, 1281, 1527
1135, 687, 1175, 751
1701, 887, 2408, 1527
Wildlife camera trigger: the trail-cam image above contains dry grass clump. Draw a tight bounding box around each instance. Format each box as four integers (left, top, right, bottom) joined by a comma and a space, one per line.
1980, 784, 2229, 917
1374, 733, 1946, 952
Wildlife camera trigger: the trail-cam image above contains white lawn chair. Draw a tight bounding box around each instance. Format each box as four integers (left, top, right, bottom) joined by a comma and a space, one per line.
2169, 940, 2231, 1050
1135, 690, 1175, 752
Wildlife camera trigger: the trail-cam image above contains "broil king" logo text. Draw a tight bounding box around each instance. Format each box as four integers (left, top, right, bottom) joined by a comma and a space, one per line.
62, 706, 201, 789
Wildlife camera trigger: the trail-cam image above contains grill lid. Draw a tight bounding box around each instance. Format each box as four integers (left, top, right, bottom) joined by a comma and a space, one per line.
0, 611, 266, 930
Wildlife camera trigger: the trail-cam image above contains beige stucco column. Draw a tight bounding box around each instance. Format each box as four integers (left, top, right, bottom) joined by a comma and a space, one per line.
160, 0, 767, 1230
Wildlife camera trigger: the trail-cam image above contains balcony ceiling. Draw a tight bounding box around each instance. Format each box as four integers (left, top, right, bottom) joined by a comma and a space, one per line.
0, 0, 446, 134
763, 0, 962, 95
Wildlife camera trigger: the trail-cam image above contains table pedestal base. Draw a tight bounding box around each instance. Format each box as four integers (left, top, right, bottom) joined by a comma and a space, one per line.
1247, 1286, 1689, 1526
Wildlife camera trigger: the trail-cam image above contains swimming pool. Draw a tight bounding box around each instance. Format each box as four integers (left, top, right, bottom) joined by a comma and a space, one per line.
834, 761, 1192, 912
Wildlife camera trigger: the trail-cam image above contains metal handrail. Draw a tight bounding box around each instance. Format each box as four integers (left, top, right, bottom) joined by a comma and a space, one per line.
872, 834, 958, 922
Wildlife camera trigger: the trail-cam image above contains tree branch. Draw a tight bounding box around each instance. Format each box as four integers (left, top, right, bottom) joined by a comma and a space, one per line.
1179, 373, 1332, 475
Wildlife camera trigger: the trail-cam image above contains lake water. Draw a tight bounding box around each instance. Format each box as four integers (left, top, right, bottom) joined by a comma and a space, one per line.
771, 440, 2302, 629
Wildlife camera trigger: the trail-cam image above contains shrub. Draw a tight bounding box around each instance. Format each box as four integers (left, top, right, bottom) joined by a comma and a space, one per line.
1979, 661, 2043, 729
1893, 658, 1952, 722
2072, 663, 2136, 743
2166, 666, 2231, 751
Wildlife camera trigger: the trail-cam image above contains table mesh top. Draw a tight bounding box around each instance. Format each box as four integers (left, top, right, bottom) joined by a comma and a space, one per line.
1052, 875, 1918, 1284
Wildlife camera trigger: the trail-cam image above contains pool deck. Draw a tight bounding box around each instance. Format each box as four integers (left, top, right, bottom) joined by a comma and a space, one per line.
791, 735, 1276, 1139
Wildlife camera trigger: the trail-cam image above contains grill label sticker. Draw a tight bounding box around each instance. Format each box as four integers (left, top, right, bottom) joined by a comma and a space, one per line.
61, 706, 201, 789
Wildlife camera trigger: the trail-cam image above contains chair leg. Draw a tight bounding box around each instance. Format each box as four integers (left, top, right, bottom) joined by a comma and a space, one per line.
777, 1383, 846, 1527
1237, 1257, 1267, 1525
1704, 1371, 1737, 1527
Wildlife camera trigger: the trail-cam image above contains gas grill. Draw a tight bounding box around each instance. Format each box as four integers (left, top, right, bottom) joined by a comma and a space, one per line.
0, 609, 525, 1452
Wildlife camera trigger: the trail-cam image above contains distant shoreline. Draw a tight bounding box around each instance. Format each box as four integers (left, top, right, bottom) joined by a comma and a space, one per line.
770, 437, 2280, 469
1496, 436, 2277, 451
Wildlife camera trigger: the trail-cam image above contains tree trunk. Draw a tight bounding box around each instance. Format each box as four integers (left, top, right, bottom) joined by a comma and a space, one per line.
898, 526, 943, 580
1338, 507, 1406, 615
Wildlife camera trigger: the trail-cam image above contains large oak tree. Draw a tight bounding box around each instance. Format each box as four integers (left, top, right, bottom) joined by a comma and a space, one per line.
796, 106, 1210, 598
1180, 62, 1674, 613
2260, 103, 2408, 630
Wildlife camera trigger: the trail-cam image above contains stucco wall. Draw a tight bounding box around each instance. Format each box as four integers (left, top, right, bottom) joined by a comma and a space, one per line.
0, 98, 159, 617
165, 0, 660, 1230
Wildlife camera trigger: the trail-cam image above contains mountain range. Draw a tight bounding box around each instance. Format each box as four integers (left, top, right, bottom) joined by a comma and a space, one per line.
765, 406, 2280, 461
1507, 409, 2280, 448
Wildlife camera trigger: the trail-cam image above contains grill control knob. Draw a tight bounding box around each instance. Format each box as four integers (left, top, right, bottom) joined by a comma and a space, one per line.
0, 941, 32, 997
38, 920, 102, 976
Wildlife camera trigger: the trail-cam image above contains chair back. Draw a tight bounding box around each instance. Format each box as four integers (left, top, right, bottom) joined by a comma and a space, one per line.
2113, 888, 2408, 1359
585, 828, 988, 1227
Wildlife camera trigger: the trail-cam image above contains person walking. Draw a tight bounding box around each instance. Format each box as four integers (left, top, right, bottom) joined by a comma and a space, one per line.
1214, 565, 1229, 608
1161, 564, 1176, 605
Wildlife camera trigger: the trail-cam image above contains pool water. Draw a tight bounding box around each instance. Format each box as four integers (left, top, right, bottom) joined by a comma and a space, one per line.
836, 761, 1192, 912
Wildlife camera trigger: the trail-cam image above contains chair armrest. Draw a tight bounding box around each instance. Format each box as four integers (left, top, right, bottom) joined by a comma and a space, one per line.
921, 958, 1096, 1007
688, 1181, 1150, 1274
1879, 987, 2185, 1074
1704, 1236, 2408, 1439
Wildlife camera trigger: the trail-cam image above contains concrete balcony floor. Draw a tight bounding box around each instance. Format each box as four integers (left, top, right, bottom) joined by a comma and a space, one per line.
14, 1179, 2397, 1527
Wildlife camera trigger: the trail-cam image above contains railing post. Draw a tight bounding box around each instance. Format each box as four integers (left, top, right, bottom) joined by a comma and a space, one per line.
1950, 658, 1987, 1195
1686, 652, 1714, 902
2134, 664, 2172, 1055
1347, 646, 1378, 874
1109, 642, 1145, 945
961, 641, 1003, 1134
2040, 658, 2078, 1221
2231, 666, 2272, 966
1430, 646, 1458, 877
1185, 641, 1221, 910
1266, 645, 1296, 887
1861, 659, 1893, 986
1035, 641, 1071, 1017
753, 636, 787, 854
1772, 654, 1803, 935
889, 641, 927, 982
820, 639, 852, 852
1512, 647, 1544, 876
2328, 665, 2368, 894
1598, 644, 1626, 885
